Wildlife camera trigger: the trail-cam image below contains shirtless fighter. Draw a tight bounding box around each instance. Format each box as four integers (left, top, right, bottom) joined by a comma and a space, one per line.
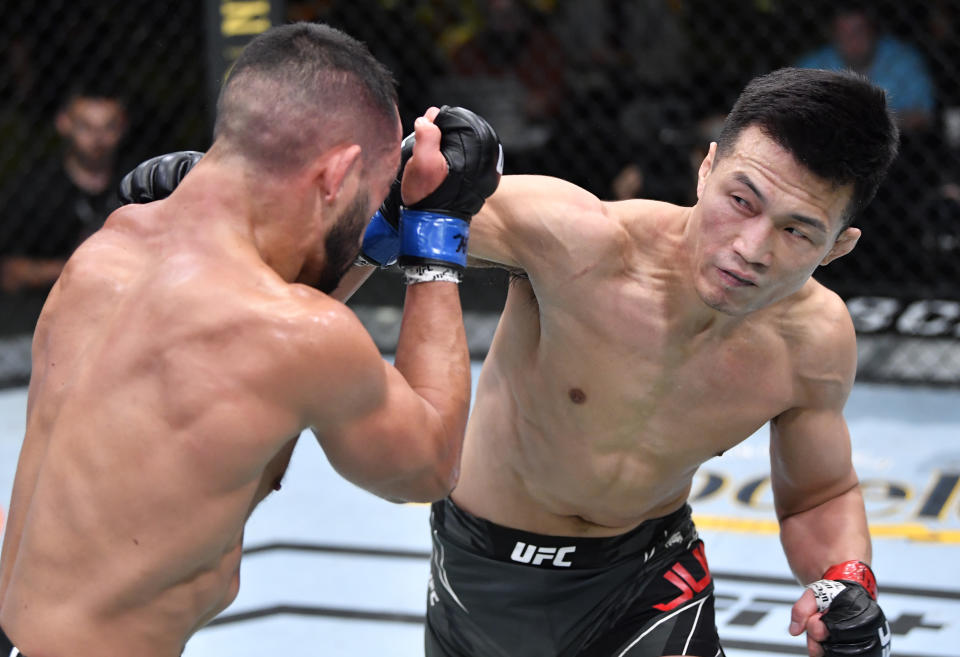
115, 67, 898, 657
0, 23, 501, 657
424, 67, 896, 657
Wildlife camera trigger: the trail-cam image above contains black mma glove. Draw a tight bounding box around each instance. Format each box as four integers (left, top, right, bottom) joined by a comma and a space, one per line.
807, 561, 891, 657
119, 151, 204, 204
397, 105, 502, 283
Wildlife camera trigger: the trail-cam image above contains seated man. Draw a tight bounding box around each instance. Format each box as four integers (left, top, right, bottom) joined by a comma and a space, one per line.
1, 84, 128, 333
795, 1, 934, 133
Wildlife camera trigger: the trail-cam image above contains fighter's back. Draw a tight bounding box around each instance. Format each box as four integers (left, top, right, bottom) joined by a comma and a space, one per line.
0, 203, 315, 655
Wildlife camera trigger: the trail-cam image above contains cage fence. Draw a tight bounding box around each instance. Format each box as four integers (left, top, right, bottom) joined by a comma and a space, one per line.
0, 0, 957, 385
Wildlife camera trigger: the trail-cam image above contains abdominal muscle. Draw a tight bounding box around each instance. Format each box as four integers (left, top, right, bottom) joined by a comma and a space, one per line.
451, 336, 705, 537
450, 286, 787, 538
453, 394, 697, 537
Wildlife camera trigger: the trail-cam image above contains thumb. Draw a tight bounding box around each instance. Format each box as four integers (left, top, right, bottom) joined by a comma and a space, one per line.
401, 112, 447, 206
790, 588, 819, 636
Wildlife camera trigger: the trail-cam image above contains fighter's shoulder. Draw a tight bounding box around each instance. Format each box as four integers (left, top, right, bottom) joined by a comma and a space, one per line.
271, 287, 387, 418
614, 198, 684, 237
781, 280, 857, 391
606, 199, 686, 261
271, 286, 380, 365
797, 279, 856, 341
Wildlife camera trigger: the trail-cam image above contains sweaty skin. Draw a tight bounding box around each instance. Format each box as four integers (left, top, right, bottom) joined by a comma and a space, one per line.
0, 109, 470, 657
455, 126, 867, 656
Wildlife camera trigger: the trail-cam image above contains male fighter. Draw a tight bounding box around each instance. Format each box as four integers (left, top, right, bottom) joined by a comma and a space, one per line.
422, 67, 896, 657
0, 22, 501, 657
115, 67, 897, 657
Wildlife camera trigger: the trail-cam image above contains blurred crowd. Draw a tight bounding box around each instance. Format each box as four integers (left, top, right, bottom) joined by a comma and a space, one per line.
1, 0, 958, 340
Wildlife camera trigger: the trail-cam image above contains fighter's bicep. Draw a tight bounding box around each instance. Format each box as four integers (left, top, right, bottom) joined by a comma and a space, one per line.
468, 175, 612, 274
313, 360, 449, 496
769, 405, 859, 519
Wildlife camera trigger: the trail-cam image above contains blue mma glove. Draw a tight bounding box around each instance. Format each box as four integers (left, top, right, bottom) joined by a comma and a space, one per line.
357, 132, 415, 267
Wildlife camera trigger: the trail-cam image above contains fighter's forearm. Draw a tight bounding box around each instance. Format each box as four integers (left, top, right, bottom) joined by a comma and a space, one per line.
394, 281, 470, 420
778, 483, 872, 584
390, 281, 470, 492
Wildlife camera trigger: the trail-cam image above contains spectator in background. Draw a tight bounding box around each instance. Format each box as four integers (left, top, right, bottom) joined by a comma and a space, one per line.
924, 0, 960, 159
0, 84, 128, 307
914, 152, 960, 295
610, 110, 726, 205
552, 0, 687, 97
427, 0, 565, 174
794, 2, 939, 297
285, 0, 445, 128
795, 1, 935, 133
550, 0, 692, 198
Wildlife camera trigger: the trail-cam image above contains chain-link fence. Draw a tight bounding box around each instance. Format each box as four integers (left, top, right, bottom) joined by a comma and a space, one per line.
1, 0, 958, 386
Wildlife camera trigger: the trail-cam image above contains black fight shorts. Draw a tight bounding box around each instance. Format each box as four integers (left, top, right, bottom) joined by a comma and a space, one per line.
426, 498, 725, 657
0, 624, 22, 657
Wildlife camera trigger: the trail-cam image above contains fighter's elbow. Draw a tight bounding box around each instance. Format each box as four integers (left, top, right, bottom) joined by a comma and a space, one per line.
417, 414, 466, 495
404, 452, 461, 503
377, 431, 462, 503
434, 456, 461, 496
377, 468, 456, 505
404, 473, 458, 504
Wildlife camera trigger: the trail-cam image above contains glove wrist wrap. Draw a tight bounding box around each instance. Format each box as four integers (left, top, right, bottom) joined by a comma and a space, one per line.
807, 561, 891, 657
398, 209, 470, 269
402, 264, 462, 285
822, 560, 878, 599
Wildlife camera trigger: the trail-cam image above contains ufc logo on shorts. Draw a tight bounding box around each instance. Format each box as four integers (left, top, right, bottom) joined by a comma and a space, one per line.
510, 541, 576, 567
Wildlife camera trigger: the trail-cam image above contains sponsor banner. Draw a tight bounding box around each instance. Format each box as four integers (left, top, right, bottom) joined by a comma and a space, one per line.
690, 468, 960, 543
689, 419, 960, 542
846, 295, 960, 338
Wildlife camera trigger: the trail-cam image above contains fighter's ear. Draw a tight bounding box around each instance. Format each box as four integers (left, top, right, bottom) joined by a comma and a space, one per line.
312, 143, 362, 201
696, 142, 718, 200
821, 226, 861, 265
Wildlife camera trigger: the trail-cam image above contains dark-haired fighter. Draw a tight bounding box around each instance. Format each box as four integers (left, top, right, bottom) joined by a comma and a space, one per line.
425, 67, 897, 657
0, 22, 501, 657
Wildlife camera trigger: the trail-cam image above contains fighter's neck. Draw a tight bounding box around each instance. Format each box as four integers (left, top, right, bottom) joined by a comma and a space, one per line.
163, 162, 319, 284
668, 293, 748, 343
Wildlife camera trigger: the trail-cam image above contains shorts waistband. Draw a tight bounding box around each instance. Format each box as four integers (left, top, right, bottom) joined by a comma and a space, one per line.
430, 498, 696, 569
0, 624, 22, 657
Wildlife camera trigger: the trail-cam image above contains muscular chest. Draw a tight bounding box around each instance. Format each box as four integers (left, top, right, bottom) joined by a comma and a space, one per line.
529, 293, 794, 456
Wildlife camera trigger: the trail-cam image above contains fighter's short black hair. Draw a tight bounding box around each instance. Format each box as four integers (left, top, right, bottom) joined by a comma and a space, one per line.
716, 67, 899, 226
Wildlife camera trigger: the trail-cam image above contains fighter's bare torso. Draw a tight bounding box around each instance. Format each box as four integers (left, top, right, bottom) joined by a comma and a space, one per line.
453, 195, 850, 536
0, 205, 315, 656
